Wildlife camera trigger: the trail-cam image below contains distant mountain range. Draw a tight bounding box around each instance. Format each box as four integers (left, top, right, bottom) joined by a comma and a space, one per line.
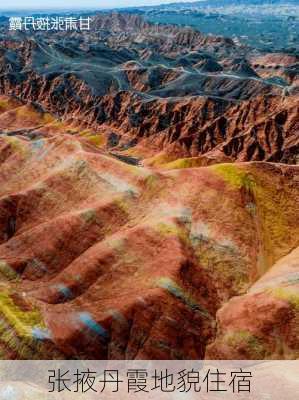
141, 0, 299, 7
0, 5, 298, 361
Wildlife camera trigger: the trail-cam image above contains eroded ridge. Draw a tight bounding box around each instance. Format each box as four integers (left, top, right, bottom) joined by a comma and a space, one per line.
0, 126, 298, 359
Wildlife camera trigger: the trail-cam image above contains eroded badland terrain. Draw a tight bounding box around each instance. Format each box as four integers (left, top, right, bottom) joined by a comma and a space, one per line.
0, 9, 298, 359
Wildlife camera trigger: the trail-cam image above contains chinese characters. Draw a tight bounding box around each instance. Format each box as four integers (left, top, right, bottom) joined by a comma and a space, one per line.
9, 16, 91, 31
48, 367, 252, 394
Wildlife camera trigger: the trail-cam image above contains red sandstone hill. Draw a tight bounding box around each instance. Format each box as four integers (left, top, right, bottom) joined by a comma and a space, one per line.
0, 13, 298, 166
0, 11, 298, 360
0, 97, 298, 358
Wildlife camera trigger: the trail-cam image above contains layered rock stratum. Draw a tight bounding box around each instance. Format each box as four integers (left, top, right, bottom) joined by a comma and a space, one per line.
0, 11, 298, 359
0, 13, 298, 165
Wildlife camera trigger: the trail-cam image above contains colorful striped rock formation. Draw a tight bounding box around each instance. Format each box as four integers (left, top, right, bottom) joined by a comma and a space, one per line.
0, 101, 298, 358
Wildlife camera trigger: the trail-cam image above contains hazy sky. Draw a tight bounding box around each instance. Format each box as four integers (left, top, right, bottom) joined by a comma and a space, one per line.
0, 0, 190, 10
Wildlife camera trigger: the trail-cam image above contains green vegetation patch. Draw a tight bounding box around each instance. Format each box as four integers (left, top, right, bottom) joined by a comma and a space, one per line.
85, 134, 105, 148
162, 157, 205, 170
146, 152, 176, 167
0, 290, 45, 337
224, 330, 268, 358
212, 164, 256, 191
0, 261, 19, 281
270, 287, 299, 312
0, 289, 51, 358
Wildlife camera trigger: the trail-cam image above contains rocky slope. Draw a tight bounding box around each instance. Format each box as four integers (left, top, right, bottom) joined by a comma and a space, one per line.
0, 13, 298, 165
0, 97, 298, 359
0, 10, 298, 360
